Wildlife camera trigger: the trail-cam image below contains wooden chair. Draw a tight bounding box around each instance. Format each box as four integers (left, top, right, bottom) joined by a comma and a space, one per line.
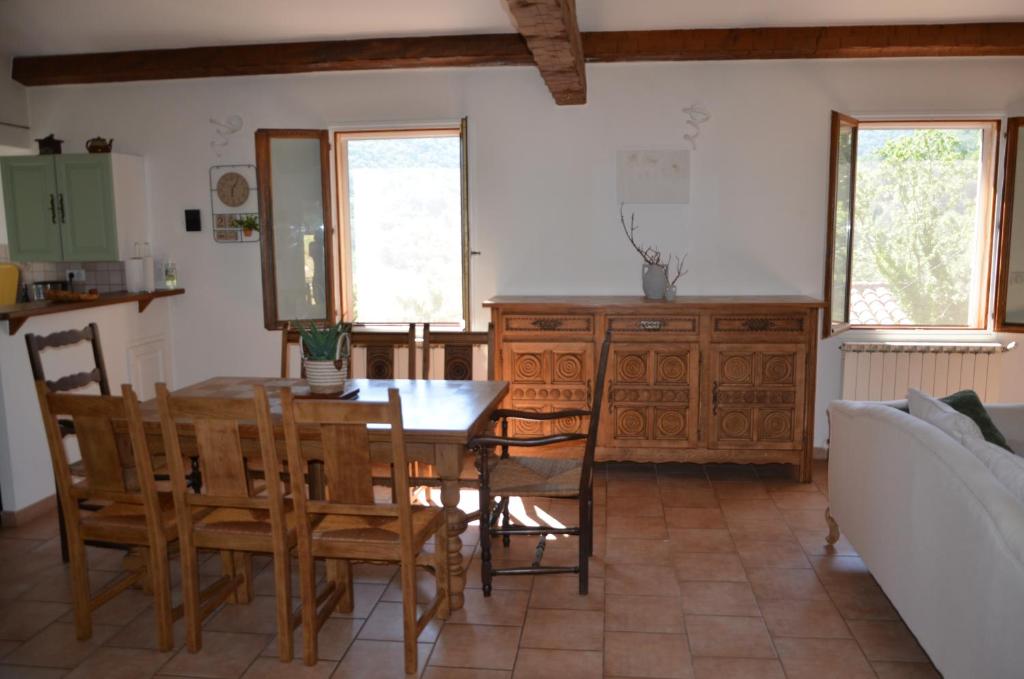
280, 387, 450, 672
420, 323, 494, 380
35, 381, 180, 650
469, 330, 612, 596
156, 382, 297, 660
27, 323, 115, 563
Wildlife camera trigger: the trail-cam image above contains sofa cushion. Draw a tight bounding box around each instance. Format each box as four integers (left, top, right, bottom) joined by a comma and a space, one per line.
907, 388, 985, 448
899, 389, 1012, 452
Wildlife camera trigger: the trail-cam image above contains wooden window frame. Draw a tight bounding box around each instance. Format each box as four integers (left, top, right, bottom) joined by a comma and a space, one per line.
824, 117, 1000, 335
333, 121, 470, 329
255, 129, 336, 330
995, 117, 1024, 333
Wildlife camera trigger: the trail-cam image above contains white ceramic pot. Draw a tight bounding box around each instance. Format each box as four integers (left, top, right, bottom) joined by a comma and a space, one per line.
303, 358, 349, 394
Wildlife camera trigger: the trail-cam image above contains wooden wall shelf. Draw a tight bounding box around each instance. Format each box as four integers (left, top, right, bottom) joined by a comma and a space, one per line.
0, 289, 184, 335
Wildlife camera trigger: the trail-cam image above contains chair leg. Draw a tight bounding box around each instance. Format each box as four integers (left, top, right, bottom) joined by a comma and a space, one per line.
234, 552, 254, 604
273, 547, 293, 662
220, 551, 238, 604
298, 552, 319, 665
149, 540, 175, 652
327, 559, 354, 613
479, 481, 493, 597
57, 494, 70, 563
67, 533, 92, 641
578, 495, 589, 596
399, 558, 419, 675
501, 496, 511, 547
180, 541, 203, 652
436, 518, 451, 620
587, 496, 595, 558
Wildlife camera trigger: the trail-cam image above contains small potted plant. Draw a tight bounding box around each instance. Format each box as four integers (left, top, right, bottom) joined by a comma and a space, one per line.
295, 321, 352, 394
232, 214, 259, 238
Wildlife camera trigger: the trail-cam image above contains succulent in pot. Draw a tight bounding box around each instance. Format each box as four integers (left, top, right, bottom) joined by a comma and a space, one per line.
295, 321, 352, 394
232, 214, 259, 238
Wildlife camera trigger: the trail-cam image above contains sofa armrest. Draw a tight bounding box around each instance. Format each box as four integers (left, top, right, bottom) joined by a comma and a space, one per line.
986, 404, 1024, 454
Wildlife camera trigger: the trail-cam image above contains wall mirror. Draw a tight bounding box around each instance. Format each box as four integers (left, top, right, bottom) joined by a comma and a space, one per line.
996, 117, 1024, 332
255, 129, 335, 329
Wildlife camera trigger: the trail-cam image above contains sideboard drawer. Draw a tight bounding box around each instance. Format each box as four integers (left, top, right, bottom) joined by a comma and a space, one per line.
503, 314, 594, 337
710, 314, 809, 341
607, 314, 699, 339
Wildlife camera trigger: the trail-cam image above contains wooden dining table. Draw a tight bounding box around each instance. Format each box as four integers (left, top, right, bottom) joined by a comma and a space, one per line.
136, 376, 510, 610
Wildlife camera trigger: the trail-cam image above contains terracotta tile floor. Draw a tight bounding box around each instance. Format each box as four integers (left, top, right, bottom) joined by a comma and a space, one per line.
0, 460, 941, 678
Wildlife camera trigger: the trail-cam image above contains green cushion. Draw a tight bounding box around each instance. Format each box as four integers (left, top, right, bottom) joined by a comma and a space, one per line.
896, 389, 1012, 452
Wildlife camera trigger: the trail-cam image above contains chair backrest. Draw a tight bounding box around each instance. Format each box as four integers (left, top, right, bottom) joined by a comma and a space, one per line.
36, 381, 163, 530
156, 382, 288, 530
420, 323, 494, 380
26, 323, 111, 395
280, 388, 413, 550
579, 330, 612, 497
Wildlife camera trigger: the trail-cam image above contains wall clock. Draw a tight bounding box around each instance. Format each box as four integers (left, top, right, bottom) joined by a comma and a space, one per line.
209, 164, 259, 243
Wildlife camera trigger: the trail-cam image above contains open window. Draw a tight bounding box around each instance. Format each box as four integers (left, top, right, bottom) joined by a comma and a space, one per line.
995, 118, 1024, 332
255, 129, 336, 330
824, 114, 999, 336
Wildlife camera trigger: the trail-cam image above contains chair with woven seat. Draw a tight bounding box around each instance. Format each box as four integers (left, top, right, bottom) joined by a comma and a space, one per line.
35, 381, 181, 650
469, 329, 611, 597
156, 382, 298, 660
280, 387, 450, 672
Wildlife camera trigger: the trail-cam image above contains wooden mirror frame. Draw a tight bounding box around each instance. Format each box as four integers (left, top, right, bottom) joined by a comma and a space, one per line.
995, 117, 1024, 333
255, 129, 336, 330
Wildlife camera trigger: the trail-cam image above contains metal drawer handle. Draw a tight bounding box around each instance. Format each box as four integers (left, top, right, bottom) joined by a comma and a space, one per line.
639, 319, 663, 331
532, 319, 563, 331
742, 318, 775, 331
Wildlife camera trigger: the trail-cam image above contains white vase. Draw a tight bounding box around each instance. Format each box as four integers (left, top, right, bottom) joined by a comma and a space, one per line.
642, 263, 668, 300
303, 358, 349, 394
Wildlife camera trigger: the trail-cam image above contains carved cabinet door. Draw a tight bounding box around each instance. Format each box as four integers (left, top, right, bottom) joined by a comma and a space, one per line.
501, 342, 594, 437
599, 342, 701, 449
708, 343, 806, 451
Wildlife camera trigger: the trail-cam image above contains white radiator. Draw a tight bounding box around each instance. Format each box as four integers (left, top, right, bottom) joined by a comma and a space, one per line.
840, 342, 1008, 401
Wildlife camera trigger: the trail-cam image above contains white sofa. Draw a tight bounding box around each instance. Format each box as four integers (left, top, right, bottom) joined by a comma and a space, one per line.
828, 400, 1024, 679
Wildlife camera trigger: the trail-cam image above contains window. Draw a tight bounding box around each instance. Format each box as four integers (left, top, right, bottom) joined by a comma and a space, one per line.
335, 124, 469, 328
824, 115, 999, 335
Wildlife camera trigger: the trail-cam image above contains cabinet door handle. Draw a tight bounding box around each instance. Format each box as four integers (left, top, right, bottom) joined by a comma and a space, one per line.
48, 194, 56, 224
58, 194, 66, 223
532, 318, 563, 331
712, 380, 719, 415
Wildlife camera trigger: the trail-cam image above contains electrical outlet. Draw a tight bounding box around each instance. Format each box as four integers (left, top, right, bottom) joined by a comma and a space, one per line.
66, 268, 86, 283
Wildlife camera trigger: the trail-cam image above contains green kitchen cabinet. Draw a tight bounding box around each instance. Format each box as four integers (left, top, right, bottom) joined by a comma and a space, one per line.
0, 153, 146, 262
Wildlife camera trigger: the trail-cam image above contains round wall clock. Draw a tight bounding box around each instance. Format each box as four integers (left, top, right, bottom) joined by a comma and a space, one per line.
216, 171, 250, 207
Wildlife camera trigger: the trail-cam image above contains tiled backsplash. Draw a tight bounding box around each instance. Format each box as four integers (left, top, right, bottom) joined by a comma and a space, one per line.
0, 246, 126, 294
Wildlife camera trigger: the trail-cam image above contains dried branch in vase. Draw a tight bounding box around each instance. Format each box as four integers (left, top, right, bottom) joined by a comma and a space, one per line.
619, 206, 689, 284
669, 253, 689, 285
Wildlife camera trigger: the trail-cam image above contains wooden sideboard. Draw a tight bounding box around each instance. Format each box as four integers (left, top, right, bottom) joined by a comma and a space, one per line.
484, 296, 823, 481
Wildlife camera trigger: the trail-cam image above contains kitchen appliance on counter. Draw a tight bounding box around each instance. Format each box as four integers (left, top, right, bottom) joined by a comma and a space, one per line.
30, 280, 68, 301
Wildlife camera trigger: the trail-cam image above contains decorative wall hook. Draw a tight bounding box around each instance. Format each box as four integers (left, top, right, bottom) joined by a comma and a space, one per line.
209, 115, 244, 157
681, 104, 711, 151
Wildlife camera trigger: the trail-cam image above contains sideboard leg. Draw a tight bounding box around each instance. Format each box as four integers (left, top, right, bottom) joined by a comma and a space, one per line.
825, 507, 840, 545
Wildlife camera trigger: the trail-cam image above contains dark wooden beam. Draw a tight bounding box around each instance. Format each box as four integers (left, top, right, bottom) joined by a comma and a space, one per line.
11, 23, 1024, 87
504, 0, 586, 105
12, 34, 532, 86
583, 23, 1024, 62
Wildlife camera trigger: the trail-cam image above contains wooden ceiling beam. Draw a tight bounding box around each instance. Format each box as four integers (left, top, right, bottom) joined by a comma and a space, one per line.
504, 0, 586, 105
11, 34, 533, 86
583, 23, 1024, 61
11, 23, 1024, 87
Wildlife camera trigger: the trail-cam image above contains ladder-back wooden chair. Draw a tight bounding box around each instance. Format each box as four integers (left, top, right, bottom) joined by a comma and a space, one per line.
469, 330, 611, 596
27, 323, 116, 562
156, 383, 298, 660
280, 387, 450, 672
36, 381, 181, 650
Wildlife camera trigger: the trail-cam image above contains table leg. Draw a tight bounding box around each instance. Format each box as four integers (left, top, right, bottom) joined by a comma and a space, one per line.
435, 443, 466, 610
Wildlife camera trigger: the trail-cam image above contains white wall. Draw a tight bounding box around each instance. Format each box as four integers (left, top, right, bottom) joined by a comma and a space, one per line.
0, 56, 30, 150
21, 58, 1024, 459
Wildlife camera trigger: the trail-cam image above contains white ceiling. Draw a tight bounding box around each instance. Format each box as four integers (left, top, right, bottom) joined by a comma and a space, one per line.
1, 0, 1023, 57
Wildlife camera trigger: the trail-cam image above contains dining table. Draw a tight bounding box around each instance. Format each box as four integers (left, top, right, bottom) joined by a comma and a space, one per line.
136, 376, 510, 610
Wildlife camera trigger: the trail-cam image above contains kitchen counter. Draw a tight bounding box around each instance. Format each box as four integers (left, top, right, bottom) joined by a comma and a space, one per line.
0, 288, 184, 335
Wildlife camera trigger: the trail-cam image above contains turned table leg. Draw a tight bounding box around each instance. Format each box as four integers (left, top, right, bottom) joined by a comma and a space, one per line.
436, 443, 466, 610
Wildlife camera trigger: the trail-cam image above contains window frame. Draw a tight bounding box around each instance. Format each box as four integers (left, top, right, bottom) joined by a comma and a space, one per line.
333, 121, 470, 329
255, 128, 337, 331
994, 117, 1024, 333
823, 116, 1001, 335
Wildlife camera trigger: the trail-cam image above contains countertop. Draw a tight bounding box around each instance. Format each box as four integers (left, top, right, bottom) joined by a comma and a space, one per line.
0, 288, 184, 335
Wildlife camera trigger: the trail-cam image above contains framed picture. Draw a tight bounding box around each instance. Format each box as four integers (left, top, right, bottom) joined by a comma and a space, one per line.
210, 164, 260, 243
